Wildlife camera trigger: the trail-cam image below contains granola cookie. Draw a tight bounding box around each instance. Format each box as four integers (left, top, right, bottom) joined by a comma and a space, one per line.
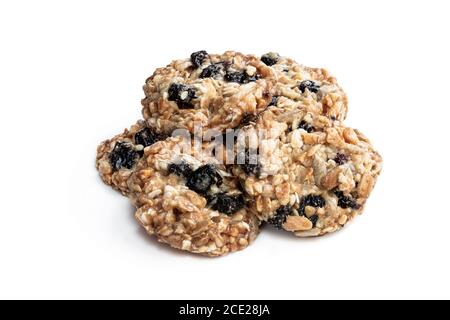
232, 109, 382, 237
96, 120, 167, 195
128, 136, 260, 256
97, 125, 260, 256
141, 51, 347, 134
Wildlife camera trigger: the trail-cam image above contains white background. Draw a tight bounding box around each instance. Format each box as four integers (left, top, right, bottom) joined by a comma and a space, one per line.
1, 0, 449, 300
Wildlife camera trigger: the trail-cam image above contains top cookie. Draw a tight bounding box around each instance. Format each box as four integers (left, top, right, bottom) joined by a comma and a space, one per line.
141, 51, 348, 134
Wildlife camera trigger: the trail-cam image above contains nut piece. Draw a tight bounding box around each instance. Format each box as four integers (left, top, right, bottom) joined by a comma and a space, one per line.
343, 128, 359, 144
357, 173, 375, 199
302, 132, 326, 145
283, 216, 313, 231
321, 167, 341, 190
326, 128, 345, 147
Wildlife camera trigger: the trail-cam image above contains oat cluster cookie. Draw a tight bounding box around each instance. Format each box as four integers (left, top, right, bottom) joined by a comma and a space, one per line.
141, 51, 347, 134
232, 110, 382, 237
129, 137, 259, 256
96, 51, 381, 256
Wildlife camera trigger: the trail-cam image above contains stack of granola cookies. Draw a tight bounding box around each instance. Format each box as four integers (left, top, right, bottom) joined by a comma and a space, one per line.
96, 51, 382, 257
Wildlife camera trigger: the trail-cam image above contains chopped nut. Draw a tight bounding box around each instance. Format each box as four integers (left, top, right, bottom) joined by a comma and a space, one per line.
338, 215, 348, 225
238, 238, 248, 246
181, 240, 191, 250
358, 173, 375, 198
295, 228, 321, 238
291, 130, 304, 148
321, 167, 341, 190
326, 127, 345, 147
137, 169, 153, 180
302, 132, 326, 145
283, 216, 313, 231
304, 206, 316, 217
343, 127, 359, 144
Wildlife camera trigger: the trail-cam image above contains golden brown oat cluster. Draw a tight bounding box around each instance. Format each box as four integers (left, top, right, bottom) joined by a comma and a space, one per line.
96, 51, 381, 256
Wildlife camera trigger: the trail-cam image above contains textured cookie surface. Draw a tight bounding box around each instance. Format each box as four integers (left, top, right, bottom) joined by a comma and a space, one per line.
232, 109, 382, 237
97, 123, 260, 256
141, 51, 348, 134
128, 136, 260, 256
96, 50, 381, 255
96, 121, 167, 195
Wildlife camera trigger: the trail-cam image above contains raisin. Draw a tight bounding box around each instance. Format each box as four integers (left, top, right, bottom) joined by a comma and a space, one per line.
261, 52, 280, 66
268, 205, 292, 229
299, 80, 320, 93
210, 193, 245, 215
167, 162, 193, 179
134, 127, 164, 148
334, 153, 348, 165
309, 214, 319, 227
199, 63, 222, 79
224, 71, 258, 84
109, 142, 139, 171
186, 164, 223, 195
168, 83, 196, 109
334, 190, 360, 209
303, 194, 326, 208
299, 194, 326, 216
224, 71, 245, 83
190, 50, 208, 68
298, 120, 315, 133
238, 149, 262, 177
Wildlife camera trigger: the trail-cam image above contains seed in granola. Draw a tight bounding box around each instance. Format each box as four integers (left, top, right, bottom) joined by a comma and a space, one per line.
334, 153, 349, 165
168, 83, 196, 109
199, 63, 222, 79
299, 194, 326, 215
210, 193, 245, 215
261, 52, 280, 66
267, 205, 292, 229
168, 162, 194, 179
134, 127, 162, 149
186, 164, 223, 194
298, 120, 315, 133
334, 190, 361, 209
238, 149, 262, 177
109, 142, 139, 171
224, 71, 258, 84
299, 80, 320, 93
190, 50, 208, 68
